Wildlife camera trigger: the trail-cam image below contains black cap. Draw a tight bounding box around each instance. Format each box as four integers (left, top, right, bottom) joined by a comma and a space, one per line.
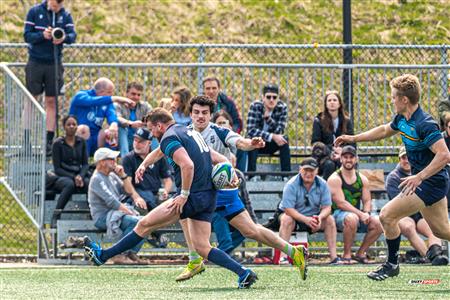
341, 145, 357, 156
263, 84, 279, 95
300, 157, 319, 169
134, 127, 152, 141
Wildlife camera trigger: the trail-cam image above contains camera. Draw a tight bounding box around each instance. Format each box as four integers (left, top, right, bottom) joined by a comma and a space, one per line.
51, 27, 65, 40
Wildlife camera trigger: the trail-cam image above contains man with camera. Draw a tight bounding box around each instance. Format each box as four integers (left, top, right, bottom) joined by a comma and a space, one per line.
24, 0, 77, 155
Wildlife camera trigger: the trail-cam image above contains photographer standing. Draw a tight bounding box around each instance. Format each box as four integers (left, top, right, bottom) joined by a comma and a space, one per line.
24, 0, 77, 156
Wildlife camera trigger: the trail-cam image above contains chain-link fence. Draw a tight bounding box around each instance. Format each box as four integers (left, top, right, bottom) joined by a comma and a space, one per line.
0, 44, 449, 256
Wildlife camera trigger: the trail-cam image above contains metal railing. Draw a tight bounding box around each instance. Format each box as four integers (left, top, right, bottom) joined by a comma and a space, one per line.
4, 61, 449, 154
0, 63, 47, 256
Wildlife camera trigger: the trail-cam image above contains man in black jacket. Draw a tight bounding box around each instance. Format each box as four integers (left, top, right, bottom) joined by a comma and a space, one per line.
24, 0, 77, 155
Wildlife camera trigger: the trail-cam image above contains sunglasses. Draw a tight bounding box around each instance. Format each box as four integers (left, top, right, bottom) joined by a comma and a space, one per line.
304, 194, 310, 207
265, 95, 278, 100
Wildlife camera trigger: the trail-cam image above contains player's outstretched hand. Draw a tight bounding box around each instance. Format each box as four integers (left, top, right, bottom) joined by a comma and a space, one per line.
251, 137, 265, 149
334, 135, 355, 147
399, 174, 423, 196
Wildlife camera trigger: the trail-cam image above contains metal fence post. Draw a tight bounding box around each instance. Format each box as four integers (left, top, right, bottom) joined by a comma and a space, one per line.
440, 45, 448, 100
197, 44, 206, 94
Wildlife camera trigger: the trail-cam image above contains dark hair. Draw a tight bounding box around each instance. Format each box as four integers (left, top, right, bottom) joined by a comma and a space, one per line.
189, 95, 216, 114
202, 76, 221, 88
320, 90, 349, 135
263, 84, 279, 95
172, 86, 192, 116
212, 110, 233, 127
144, 108, 174, 124
126, 82, 143, 92
62, 114, 77, 127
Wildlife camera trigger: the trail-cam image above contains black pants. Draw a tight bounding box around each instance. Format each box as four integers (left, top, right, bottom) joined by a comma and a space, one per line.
247, 139, 291, 172
53, 176, 89, 211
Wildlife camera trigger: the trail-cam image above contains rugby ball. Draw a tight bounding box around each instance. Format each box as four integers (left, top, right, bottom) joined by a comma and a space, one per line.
211, 162, 235, 189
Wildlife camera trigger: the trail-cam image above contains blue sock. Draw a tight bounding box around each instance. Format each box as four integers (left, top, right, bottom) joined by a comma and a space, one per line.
100, 230, 144, 261
207, 247, 246, 277
386, 235, 401, 265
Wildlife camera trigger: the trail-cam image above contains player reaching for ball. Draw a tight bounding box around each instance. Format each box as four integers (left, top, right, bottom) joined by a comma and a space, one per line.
138, 96, 308, 283
335, 74, 450, 281
84, 108, 258, 289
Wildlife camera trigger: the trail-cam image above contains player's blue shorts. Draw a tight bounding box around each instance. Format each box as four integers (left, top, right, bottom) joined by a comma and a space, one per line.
415, 174, 449, 206
215, 188, 245, 221
180, 190, 217, 222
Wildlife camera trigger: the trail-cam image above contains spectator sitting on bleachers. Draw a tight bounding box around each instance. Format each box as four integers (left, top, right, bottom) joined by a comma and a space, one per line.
171, 86, 192, 126
385, 147, 448, 265
50, 115, 89, 228
311, 141, 336, 180
69, 77, 135, 156
327, 145, 383, 264
203, 76, 246, 171
121, 127, 172, 213
115, 82, 152, 157
437, 73, 450, 130
278, 158, 340, 264
311, 90, 355, 164
212, 110, 237, 166
247, 84, 291, 175
88, 147, 145, 264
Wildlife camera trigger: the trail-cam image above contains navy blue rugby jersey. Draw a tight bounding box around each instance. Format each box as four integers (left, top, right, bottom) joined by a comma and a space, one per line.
159, 124, 213, 192
390, 106, 447, 180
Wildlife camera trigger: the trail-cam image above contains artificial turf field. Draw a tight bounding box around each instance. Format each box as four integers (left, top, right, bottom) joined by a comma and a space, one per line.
1, 264, 449, 299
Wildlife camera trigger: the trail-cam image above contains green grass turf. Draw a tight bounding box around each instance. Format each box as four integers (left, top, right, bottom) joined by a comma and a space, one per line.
1, 265, 449, 299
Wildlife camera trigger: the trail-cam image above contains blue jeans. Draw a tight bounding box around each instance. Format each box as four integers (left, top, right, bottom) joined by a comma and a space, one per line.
135, 188, 158, 211
212, 213, 245, 254
95, 214, 144, 253
236, 149, 247, 172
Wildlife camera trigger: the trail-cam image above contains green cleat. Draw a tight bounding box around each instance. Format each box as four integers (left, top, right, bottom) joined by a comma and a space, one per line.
175, 259, 206, 282
291, 245, 308, 281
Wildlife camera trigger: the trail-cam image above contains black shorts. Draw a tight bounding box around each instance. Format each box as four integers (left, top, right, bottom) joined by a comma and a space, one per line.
180, 190, 217, 222
25, 59, 64, 97
409, 212, 423, 224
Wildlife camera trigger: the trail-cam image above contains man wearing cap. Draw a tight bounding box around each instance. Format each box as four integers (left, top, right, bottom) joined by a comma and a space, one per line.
88, 147, 145, 263
385, 147, 448, 265
121, 127, 173, 212
278, 157, 340, 264
247, 84, 291, 174
327, 145, 383, 264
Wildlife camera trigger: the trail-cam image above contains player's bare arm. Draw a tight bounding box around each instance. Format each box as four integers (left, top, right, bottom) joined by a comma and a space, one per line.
167, 147, 194, 214
399, 139, 450, 195
235, 137, 265, 151
135, 147, 164, 183
335, 123, 397, 147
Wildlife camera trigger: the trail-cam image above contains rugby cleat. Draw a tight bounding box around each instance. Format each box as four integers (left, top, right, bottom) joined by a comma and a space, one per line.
291, 245, 308, 280
367, 262, 400, 281
237, 269, 258, 289
175, 259, 206, 281
83, 236, 105, 266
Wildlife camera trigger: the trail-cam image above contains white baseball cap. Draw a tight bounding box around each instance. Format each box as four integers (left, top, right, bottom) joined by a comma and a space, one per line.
93, 147, 120, 163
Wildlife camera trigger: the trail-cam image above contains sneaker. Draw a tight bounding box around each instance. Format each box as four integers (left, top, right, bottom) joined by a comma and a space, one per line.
237, 269, 258, 289
83, 236, 105, 266
367, 262, 400, 281
431, 255, 449, 266
175, 259, 205, 282
291, 245, 308, 280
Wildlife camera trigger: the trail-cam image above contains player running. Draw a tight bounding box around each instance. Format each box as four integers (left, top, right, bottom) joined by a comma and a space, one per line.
335, 74, 450, 280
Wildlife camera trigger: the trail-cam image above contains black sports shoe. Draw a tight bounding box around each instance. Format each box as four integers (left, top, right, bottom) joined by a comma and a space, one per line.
367, 262, 399, 281
237, 269, 258, 289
